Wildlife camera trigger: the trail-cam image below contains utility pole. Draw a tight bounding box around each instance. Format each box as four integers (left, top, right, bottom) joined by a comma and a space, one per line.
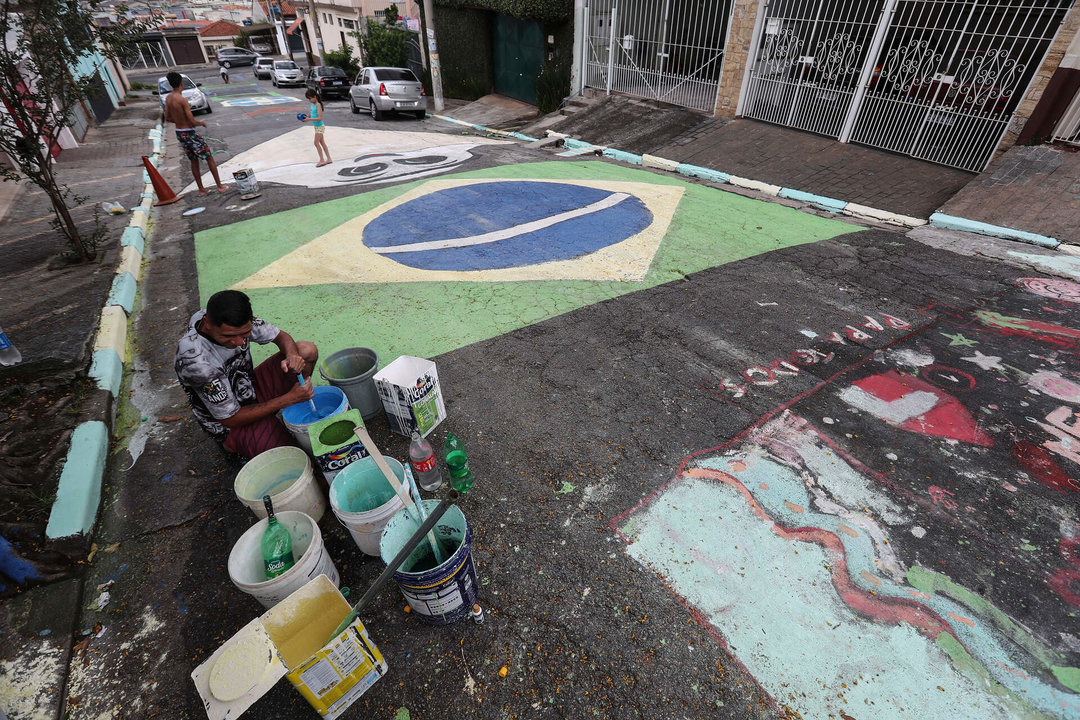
305, 0, 323, 66
420, 0, 443, 111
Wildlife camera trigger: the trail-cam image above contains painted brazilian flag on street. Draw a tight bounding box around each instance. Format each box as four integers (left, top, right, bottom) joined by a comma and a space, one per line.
195, 160, 849, 364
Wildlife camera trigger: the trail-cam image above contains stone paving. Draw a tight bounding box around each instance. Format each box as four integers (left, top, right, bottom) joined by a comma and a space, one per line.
940, 144, 1080, 245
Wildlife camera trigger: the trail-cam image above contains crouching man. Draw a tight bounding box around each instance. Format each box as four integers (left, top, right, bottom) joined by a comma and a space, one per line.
175, 290, 317, 459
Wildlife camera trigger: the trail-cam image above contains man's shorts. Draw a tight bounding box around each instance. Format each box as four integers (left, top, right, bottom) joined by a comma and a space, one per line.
176, 129, 212, 161
222, 354, 298, 460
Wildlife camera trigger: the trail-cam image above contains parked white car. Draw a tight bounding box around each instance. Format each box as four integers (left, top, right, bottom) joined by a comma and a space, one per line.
270, 60, 304, 88
348, 66, 425, 120
155, 74, 211, 114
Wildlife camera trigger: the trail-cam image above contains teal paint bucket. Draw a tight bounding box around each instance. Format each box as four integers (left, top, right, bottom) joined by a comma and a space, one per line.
281, 385, 349, 453
319, 347, 382, 421
329, 456, 408, 556
379, 500, 478, 625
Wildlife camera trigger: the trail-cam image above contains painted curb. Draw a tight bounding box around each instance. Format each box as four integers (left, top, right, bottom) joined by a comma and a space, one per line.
43, 125, 161, 542
846, 203, 927, 228
675, 163, 731, 184
777, 188, 847, 214
928, 213, 1059, 249
89, 349, 123, 397
642, 154, 681, 172
46, 421, 109, 539
728, 176, 782, 197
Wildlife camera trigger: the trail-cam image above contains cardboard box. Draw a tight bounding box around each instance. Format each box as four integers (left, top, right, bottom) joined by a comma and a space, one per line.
192, 575, 386, 719
373, 356, 446, 437
308, 409, 368, 482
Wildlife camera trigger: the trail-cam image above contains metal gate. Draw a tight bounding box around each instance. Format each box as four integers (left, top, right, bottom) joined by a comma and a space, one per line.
742, 0, 1073, 172
584, 0, 735, 113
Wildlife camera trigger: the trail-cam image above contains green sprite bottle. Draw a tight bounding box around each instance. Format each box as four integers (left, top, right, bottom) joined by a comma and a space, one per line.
442, 432, 474, 493
262, 495, 295, 579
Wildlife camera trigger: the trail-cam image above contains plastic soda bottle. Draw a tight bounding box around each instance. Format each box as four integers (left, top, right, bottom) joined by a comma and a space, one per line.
442, 432, 474, 493
409, 430, 443, 491
262, 495, 295, 579
0, 327, 22, 366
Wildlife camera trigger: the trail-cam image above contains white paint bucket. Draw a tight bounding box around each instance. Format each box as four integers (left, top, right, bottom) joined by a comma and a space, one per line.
232, 168, 259, 194
329, 456, 408, 556
227, 510, 339, 609
234, 446, 326, 523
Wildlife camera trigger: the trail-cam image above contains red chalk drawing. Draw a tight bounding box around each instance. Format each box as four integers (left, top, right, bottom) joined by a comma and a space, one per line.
1013, 439, 1078, 493
927, 485, 958, 510
975, 310, 1080, 348
920, 365, 977, 392
840, 370, 993, 446
1049, 537, 1080, 608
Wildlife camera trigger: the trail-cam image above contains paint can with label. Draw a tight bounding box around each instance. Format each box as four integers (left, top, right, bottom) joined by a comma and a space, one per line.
232, 167, 260, 200
379, 500, 478, 625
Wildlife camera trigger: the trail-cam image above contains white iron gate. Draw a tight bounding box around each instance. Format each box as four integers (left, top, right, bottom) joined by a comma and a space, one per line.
742, 0, 1073, 172
584, 0, 735, 113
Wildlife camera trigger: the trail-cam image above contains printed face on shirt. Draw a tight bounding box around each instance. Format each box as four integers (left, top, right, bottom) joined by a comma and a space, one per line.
200, 318, 252, 349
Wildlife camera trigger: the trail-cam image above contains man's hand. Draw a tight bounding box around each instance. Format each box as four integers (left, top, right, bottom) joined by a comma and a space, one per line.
282, 380, 315, 406
196, 120, 207, 128
281, 352, 306, 374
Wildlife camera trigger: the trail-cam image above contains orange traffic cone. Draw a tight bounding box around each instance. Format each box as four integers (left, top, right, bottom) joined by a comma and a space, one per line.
142, 155, 180, 206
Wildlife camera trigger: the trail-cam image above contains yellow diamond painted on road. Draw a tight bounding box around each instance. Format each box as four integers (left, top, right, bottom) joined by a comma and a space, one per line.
232, 178, 684, 289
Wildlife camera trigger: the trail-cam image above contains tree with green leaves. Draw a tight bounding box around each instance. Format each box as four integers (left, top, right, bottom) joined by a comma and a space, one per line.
384, 3, 399, 25
0, 1, 146, 261
322, 42, 360, 79
354, 18, 408, 68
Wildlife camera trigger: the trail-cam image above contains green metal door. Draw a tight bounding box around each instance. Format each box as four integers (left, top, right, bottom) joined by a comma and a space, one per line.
492, 14, 544, 106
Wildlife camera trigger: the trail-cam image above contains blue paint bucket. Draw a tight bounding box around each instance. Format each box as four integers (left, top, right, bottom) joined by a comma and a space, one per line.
379, 500, 478, 626
281, 385, 349, 453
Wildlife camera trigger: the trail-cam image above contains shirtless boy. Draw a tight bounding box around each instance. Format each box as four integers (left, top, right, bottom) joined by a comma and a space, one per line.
163, 71, 227, 195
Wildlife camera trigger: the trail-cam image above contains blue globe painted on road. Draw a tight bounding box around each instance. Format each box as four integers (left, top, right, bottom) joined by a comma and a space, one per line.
361, 181, 653, 271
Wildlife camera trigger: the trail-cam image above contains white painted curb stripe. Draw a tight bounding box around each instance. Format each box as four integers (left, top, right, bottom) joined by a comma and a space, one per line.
845, 203, 926, 228
46, 421, 108, 539
642, 154, 680, 172
371, 193, 633, 254
118, 245, 143, 278
93, 304, 128, 355
728, 176, 782, 196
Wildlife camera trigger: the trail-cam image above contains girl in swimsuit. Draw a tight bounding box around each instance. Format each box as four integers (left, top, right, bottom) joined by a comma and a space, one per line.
303, 89, 332, 167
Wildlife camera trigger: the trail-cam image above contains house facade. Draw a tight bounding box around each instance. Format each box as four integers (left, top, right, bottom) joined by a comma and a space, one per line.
300, 0, 421, 57
572, 0, 1080, 172
200, 19, 244, 60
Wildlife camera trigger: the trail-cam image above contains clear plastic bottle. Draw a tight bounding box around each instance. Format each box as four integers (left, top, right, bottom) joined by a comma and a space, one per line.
409, 430, 443, 491
442, 432, 474, 493
262, 495, 295, 579
0, 327, 22, 366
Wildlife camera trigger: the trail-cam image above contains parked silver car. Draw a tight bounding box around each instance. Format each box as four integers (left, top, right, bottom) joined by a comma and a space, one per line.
270, 60, 304, 88
349, 67, 425, 120
253, 57, 274, 79
155, 74, 211, 114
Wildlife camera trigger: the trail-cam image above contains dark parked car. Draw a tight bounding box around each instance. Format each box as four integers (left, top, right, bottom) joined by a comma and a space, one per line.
306, 66, 351, 99
217, 47, 260, 68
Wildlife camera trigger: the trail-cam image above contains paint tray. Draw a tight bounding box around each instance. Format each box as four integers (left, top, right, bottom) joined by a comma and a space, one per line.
192, 574, 387, 720
373, 355, 446, 437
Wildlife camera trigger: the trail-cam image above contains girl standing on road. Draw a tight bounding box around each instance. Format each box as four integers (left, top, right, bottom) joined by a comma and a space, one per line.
302, 89, 332, 167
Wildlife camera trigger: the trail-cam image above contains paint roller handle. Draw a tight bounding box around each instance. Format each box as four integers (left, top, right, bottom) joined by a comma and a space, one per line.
327, 492, 460, 641
297, 374, 317, 413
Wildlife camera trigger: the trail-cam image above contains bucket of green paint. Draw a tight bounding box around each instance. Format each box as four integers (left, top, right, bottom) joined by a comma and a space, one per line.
227, 510, 339, 608
319, 348, 382, 421
379, 500, 477, 625
281, 385, 349, 454
234, 446, 325, 522
329, 456, 407, 556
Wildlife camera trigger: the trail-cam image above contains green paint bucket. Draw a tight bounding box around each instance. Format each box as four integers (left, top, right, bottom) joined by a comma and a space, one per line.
329, 456, 407, 556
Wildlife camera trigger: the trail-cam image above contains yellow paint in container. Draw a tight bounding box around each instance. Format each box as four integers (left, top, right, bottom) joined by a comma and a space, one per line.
192, 574, 386, 719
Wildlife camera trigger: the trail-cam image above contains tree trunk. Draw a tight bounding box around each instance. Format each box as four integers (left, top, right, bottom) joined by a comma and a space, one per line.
39, 159, 91, 261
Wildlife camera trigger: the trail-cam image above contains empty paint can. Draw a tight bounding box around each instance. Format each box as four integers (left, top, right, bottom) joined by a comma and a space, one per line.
232, 168, 259, 195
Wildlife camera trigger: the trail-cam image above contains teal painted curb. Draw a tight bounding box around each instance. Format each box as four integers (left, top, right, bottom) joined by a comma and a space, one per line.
509, 131, 538, 141
603, 147, 642, 165
564, 138, 597, 151
46, 421, 108, 539
142, 170, 151, 183
121, 226, 145, 255
107, 272, 137, 314
779, 188, 847, 213
929, 213, 1060, 249
89, 349, 123, 397
675, 163, 731, 185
